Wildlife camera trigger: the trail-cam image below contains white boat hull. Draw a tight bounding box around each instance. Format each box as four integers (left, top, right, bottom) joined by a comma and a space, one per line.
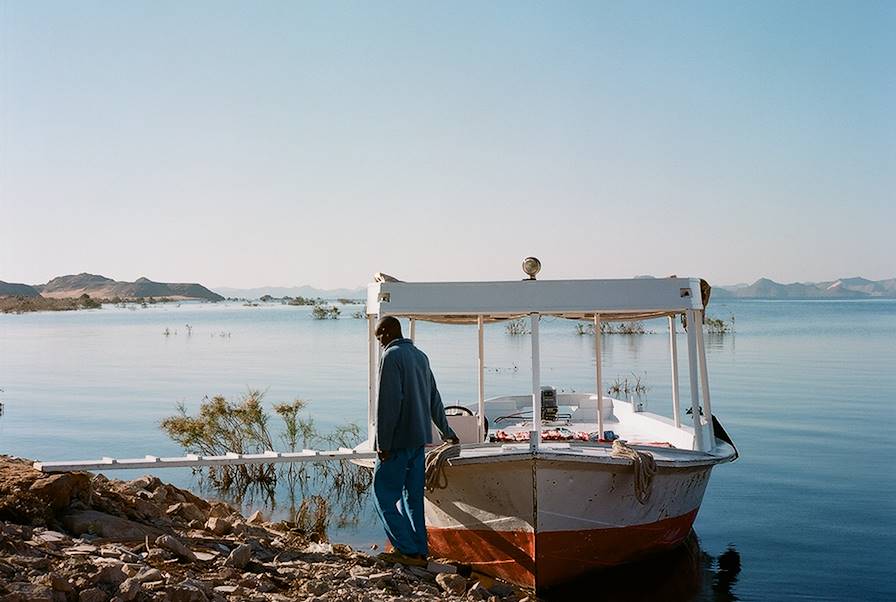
424, 451, 718, 590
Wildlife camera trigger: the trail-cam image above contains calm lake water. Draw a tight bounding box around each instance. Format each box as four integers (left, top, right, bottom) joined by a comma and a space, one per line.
1, 298, 894, 600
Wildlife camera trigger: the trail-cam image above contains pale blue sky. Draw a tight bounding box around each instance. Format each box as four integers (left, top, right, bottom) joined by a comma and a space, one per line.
1, 1, 893, 289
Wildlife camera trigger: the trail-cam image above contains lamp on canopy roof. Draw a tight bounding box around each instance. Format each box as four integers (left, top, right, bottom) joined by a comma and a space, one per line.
522, 257, 541, 280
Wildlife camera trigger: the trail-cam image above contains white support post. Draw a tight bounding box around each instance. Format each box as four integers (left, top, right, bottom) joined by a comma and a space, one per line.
695, 310, 714, 451
376, 317, 383, 369
367, 315, 377, 447
409, 318, 416, 342
477, 315, 485, 442
685, 310, 705, 451
530, 313, 541, 452
594, 314, 604, 439
669, 315, 681, 428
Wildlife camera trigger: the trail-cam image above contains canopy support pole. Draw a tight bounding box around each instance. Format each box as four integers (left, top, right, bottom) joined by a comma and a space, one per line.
685, 309, 705, 451
695, 309, 714, 451
669, 315, 681, 428
530, 313, 541, 452
409, 318, 416, 342
594, 314, 604, 439
367, 315, 377, 446
477, 315, 485, 442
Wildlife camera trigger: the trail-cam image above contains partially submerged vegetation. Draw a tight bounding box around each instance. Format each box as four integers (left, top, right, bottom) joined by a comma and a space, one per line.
607, 373, 650, 400
575, 315, 735, 336
160, 391, 371, 533
504, 319, 530, 335
311, 304, 341, 319
286, 296, 320, 306
705, 314, 735, 334
575, 320, 654, 335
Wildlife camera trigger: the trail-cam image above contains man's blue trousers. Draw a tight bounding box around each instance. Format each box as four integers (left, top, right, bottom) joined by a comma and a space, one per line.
373, 446, 427, 557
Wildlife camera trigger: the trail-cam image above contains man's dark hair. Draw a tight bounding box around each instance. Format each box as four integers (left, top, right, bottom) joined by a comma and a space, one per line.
376, 316, 402, 337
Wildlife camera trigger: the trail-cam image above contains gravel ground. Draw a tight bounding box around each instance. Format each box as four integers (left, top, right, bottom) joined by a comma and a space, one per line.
0, 456, 532, 602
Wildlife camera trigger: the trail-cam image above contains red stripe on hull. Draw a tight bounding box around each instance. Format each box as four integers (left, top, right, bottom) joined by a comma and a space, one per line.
427, 509, 698, 590
427, 526, 537, 588
536, 509, 698, 588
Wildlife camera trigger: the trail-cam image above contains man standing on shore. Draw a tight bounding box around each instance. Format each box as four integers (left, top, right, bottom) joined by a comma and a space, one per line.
373, 316, 458, 565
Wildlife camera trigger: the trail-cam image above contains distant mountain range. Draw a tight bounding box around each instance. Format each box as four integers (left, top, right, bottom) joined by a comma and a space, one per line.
3, 274, 894, 303
712, 277, 896, 299
213, 285, 366, 300
219, 277, 896, 301
0, 273, 223, 301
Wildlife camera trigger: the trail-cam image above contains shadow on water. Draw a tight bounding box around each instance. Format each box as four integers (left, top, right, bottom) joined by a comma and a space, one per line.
542, 532, 741, 602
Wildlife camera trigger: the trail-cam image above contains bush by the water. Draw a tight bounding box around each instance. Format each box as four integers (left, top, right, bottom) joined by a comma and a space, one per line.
160, 390, 371, 534
286, 295, 319, 305
312, 304, 341, 319
607, 373, 650, 400
705, 314, 735, 334
504, 319, 530, 335
575, 320, 653, 335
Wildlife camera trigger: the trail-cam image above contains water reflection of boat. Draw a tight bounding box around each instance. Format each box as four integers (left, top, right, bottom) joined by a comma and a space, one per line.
543, 531, 742, 602
359, 264, 738, 592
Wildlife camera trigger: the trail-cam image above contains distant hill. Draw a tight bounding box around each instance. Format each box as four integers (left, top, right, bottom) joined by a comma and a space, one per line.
0, 281, 41, 297
213, 285, 366, 300
32, 273, 224, 301
715, 277, 896, 299
218, 277, 896, 301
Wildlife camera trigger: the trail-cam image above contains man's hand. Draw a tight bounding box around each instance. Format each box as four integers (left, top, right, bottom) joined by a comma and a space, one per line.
377, 450, 390, 461
445, 435, 460, 445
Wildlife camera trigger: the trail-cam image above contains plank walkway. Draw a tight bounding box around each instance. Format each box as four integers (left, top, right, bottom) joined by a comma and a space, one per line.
34, 447, 377, 472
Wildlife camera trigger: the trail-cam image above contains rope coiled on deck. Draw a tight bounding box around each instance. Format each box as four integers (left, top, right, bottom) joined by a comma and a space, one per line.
610, 440, 656, 504
424, 442, 461, 491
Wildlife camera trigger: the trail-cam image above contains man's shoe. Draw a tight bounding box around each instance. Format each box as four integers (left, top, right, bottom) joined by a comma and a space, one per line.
377, 551, 427, 567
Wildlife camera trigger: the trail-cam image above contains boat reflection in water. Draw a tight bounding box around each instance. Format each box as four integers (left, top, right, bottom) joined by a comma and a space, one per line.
541, 532, 741, 602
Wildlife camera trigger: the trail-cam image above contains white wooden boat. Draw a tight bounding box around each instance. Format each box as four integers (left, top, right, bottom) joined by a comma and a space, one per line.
359, 265, 737, 591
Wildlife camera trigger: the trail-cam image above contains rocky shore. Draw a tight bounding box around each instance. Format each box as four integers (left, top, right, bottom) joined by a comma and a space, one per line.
0, 457, 529, 602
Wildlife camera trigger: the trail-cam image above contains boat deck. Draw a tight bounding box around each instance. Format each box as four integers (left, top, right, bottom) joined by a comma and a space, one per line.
352, 433, 737, 470
452, 440, 732, 464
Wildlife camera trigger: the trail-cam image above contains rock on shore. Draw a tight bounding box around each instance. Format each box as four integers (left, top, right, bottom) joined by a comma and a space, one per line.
0, 456, 529, 602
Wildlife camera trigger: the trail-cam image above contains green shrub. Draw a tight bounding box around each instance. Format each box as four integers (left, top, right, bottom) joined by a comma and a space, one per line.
311, 304, 340, 320
575, 320, 653, 335
160, 390, 371, 536
505, 319, 530, 335
607, 373, 650, 399
705, 315, 735, 334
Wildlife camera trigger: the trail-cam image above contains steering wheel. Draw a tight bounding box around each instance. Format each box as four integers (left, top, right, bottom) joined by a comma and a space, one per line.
443, 405, 489, 441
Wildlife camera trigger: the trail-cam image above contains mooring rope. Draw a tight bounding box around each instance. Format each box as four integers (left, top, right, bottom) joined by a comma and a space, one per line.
610, 439, 657, 504
424, 442, 461, 491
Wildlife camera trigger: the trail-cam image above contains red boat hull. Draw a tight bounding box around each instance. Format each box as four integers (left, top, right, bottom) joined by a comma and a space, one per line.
424, 454, 713, 590
428, 509, 698, 588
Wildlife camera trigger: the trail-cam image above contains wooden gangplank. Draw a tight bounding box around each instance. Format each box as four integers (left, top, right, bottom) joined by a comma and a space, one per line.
33, 448, 377, 473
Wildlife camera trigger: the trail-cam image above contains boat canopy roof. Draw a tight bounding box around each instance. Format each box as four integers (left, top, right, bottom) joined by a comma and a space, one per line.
366, 276, 711, 324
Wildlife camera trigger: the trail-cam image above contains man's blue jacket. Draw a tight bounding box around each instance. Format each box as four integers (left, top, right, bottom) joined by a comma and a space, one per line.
376, 338, 456, 452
